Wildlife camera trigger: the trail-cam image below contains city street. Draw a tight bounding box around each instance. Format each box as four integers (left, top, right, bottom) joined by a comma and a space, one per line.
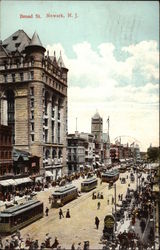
18, 170, 138, 249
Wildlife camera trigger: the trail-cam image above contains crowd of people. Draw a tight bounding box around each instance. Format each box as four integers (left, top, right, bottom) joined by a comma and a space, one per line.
0, 231, 91, 250
101, 168, 157, 250
0, 164, 158, 250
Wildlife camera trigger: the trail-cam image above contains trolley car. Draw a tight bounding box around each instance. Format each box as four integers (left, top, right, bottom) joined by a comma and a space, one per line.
119, 165, 127, 173
81, 177, 98, 192
51, 185, 78, 208
101, 169, 119, 183
0, 200, 43, 234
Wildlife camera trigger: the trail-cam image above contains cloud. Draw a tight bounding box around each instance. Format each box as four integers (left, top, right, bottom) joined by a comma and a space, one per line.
47, 40, 159, 151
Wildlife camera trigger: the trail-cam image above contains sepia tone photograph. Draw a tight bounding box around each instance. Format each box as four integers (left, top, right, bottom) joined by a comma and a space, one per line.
0, 1, 159, 249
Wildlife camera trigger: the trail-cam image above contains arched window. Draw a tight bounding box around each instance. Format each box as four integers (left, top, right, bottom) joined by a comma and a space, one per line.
52, 149, 56, 159
45, 149, 50, 159
58, 149, 62, 159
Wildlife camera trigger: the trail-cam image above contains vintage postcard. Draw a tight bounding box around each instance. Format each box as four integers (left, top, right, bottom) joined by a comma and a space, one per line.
0, 1, 159, 249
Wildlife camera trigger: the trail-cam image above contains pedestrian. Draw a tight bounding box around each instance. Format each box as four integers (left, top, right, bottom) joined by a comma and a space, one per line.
59, 208, 64, 219
45, 207, 49, 216
66, 208, 71, 218
118, 194, 121, 200
97, 201, 101, 209
48, 196, 52, 204
77, 242, 82, 250
71, 242, 76, 250
95, 216, 100, 229
52, 237, 59, 248
121, 194, 123, 201
107, 198, 109, 205
4, 239, 10, 250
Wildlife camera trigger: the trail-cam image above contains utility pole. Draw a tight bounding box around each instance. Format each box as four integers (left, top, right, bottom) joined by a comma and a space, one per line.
114, 183, 117, 231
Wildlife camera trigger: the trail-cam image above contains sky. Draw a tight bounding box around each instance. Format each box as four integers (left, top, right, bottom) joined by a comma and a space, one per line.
0, 1, 159, 151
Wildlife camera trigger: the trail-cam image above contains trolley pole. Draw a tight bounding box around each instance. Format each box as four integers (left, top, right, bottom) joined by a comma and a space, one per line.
114, 183, 117, 231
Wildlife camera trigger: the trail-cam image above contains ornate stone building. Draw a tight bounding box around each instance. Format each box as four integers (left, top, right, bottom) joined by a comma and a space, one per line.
0, 30, 68, 176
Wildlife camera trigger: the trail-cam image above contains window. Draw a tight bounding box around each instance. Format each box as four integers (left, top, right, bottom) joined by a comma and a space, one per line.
52, 121, 54, 143
30, 71, 34, 80
58, 111, 60, 120
31, 111, 34, 120
30, 87, 34, 96
44, 119, 48, 126
5, 151, 8, 159
12, 36, 18, 40
58, 123, 60, 144
45, 130, 48, 143
31, 134, 34, 142
20, 72, 24, 81
15, 43, 20, 48
31, 100, 34, 108
12, 73, 15, 82
4, 74, 7, 83
31, 123, 34, 131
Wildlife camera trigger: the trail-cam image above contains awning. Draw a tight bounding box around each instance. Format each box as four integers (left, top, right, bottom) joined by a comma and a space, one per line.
7, 179, 16, 185
119, 159, 126, 162
45, 171, 54, 177
45, 165, 62, 170
0, 180, 10, 187
0, 179, 16, 186
14, 177, 33, 185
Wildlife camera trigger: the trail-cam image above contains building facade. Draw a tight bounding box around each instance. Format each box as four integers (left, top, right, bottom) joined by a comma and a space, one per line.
0, 125, 13, 176
67, 133, 85, 174
79, 132, 95, 169
0, 30, 68, 176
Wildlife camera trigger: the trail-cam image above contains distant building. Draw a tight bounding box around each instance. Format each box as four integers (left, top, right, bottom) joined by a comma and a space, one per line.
13, 149, 40, 177
0, 125, 13, 176
0, 30, 68, 176
91, 112, 103, 163
79, 132, 95, 169
67, 133, 85, 174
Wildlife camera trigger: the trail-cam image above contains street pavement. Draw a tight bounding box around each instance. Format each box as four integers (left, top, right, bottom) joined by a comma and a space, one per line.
15, 170, 139, 249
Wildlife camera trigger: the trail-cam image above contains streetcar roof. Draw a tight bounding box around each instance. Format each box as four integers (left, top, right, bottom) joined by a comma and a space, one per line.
81, 177, 97, 184
52, 184, 77, 195
102, 170, 119, 177
0, 200, 42, 216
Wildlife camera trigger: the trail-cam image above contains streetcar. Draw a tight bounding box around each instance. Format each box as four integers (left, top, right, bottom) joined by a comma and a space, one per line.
81, 177, 98, 192
51, 184, 78, 208
101, 169, 119, 183
119, 165, 127, 173
0, 200, 43, 234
